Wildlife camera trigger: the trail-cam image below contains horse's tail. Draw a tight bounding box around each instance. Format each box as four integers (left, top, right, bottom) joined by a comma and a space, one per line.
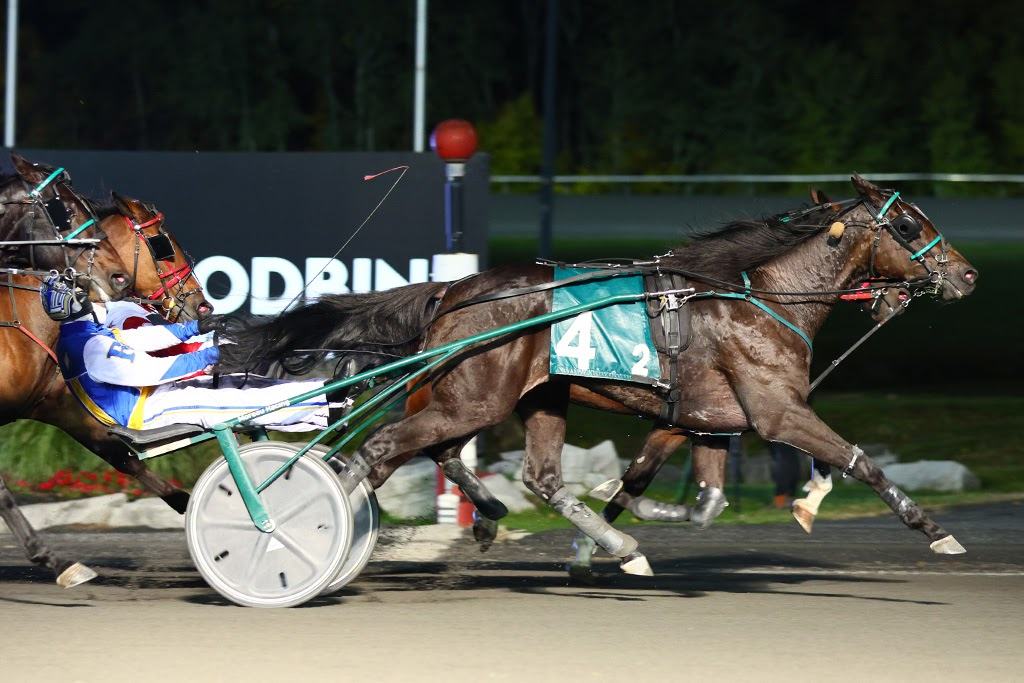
214, 281, 447, 375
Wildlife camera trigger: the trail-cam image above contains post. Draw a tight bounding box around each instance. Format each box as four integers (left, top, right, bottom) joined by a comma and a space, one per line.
412, 0, 428, 152
431, 119, 480, 523
538, 0, 558, 258
430, 119, 479, 281
4, 0, 18, 148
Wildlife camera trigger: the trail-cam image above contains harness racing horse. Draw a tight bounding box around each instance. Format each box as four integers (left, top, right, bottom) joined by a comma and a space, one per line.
220, 174, 977, 575
0, 154, 213, 586
567, 189, 916, 577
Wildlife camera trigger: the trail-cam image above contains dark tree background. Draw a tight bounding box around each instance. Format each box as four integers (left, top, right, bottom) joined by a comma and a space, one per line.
7, 1, 1023, 182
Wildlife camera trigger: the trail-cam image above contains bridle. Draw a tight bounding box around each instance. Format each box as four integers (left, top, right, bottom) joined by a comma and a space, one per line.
862, 190, 949, 295
120, 209, 205, 320
1, 166, 108, 279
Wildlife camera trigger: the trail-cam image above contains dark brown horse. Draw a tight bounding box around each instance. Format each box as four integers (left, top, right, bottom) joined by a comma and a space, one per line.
222, 174, 977, 575
0, 155, 213, 586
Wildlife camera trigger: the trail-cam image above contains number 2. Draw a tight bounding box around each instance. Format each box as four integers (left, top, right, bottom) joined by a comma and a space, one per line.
631, 343, 651, 376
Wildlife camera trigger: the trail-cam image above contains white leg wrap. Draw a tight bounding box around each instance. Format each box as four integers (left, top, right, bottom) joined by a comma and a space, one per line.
797, 468, 833, 516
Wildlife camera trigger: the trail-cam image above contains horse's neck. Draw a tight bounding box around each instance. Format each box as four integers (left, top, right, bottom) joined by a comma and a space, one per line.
753, 213, 873, 339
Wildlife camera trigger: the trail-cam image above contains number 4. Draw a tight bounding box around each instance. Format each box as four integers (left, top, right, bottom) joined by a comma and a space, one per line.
555, 312, 597, 370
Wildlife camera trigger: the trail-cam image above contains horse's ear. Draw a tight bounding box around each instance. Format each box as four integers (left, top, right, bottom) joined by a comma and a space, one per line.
111, 191, 148, 221
10, 152, 50, 184
810, 187, 831, 205
851, 173, 884, 203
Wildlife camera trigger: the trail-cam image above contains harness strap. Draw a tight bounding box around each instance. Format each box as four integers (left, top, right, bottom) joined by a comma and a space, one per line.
712, 272, 813, 351
63, 218, 97, 241
11, 322, 60, 365
147, 263, 192, 300
29, 167, 66, 197
909, 235, 943, 261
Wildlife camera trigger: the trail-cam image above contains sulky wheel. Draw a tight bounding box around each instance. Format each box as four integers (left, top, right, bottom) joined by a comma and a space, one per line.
326, 477, 379, 593
185, 441, 353, 608
292, 445, 380, 594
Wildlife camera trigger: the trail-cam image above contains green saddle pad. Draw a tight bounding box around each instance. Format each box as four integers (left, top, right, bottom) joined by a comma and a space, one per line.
549, 267, 661, 384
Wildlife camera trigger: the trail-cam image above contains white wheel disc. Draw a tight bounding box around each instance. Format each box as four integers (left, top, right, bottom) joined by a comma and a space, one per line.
185, 442, 352, 608
285, 445, 380, 594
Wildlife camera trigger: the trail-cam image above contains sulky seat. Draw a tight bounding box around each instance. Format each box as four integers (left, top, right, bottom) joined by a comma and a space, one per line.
107, 423, 206, 447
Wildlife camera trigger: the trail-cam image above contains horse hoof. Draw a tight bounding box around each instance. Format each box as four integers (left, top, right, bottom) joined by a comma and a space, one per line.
472, 516, 498, 552
620, 552, 654, 577
567, 563, 598, 585
56, 562, 98, 588
930, 535, 966, 555
791, 500, 815, 534
588, 479, 623, 503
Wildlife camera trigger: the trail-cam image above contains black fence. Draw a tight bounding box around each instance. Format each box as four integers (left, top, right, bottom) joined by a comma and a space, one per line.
15, 150, 490, 314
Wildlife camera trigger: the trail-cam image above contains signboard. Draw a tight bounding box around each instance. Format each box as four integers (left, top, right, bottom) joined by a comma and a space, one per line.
18, 150, 489, 313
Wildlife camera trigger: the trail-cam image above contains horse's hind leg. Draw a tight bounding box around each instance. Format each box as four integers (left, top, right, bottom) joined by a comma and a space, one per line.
518, 382, 651, 576
0, 474, 97, 587
570, 427, 686, 578
30, 398, 190, 513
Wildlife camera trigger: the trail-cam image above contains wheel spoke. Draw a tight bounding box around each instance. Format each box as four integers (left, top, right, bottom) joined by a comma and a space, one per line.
272, 529, 319, 571
273, 491, 331, 525
241, 533, 272, 584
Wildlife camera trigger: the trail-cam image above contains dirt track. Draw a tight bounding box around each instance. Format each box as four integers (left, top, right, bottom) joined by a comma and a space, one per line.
2, 503, 1023, 682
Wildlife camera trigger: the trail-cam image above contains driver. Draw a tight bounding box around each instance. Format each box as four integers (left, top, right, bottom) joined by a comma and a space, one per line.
41, 271, 331, 432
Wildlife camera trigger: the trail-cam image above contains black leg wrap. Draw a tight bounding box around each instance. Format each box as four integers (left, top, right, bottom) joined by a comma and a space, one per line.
442, 459, 508, 520
161, 490, 190, 515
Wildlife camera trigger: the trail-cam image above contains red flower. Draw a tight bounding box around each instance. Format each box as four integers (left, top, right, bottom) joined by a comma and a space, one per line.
38, 481, 56, 491
81, 472, 98, 483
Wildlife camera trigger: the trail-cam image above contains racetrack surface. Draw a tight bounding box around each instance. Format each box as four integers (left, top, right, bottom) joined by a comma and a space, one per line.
2, 502, 1023, 682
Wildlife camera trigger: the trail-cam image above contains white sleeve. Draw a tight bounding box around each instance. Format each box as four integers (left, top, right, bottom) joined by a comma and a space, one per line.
113, 321, 199, 352
83, 336, 219, 387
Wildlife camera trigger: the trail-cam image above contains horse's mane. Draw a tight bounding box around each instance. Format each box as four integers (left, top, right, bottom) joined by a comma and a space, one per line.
667, 211, 829, 281
214, 281, 447, 375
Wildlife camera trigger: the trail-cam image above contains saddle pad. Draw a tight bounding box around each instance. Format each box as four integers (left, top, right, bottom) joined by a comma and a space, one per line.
549, 267, 661, 384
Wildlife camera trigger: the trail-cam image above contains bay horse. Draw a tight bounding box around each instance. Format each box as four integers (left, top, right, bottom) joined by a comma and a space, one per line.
0, 154, 213, 586
220, 174, 977, 575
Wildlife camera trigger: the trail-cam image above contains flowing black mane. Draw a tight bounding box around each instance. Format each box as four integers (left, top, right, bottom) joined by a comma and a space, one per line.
214, 282, 447, 375
668, 209, 831, 281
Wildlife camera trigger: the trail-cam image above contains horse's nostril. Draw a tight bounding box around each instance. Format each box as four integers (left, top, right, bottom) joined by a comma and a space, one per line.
963, 269, 978, 284
111, 274, 129, 289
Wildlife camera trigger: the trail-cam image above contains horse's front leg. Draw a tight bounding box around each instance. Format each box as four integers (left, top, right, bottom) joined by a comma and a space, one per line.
30, 394, 190, 514
737, 383, 964, 554
0, 474, 97, 587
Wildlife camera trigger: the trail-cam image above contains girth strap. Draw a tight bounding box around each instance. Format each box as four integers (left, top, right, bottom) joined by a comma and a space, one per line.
645, 272, 691, 424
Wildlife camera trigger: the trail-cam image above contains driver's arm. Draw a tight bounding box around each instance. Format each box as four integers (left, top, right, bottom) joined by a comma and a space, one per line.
112, 319, 206, 352
83, 335, 219, 387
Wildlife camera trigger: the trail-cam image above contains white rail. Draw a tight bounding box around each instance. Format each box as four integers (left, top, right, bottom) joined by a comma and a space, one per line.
491, 173, 1024, 184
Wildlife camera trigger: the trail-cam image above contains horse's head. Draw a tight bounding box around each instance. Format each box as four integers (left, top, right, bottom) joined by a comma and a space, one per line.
849, 174, 978, 302
106, 192, 214, 322
811, 186, 911, 322
7, 152, 132, 301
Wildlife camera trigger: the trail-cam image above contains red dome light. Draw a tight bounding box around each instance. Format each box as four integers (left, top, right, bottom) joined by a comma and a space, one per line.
431, 119, 478, 162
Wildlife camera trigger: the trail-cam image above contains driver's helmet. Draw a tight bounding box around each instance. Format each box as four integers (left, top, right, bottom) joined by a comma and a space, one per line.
40, 270, 91, 321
